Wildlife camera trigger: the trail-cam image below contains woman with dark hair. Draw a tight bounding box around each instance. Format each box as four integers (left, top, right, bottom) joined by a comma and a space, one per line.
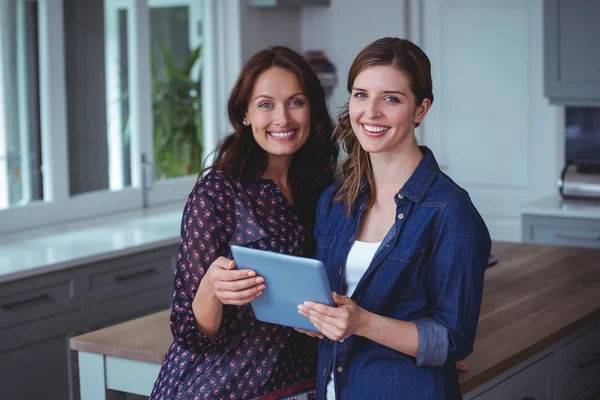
297, 37, 491, 399
150, 46, 338, 400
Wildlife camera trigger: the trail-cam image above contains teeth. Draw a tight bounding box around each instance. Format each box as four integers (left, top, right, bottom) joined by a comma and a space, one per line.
269, 130, 295, 138
363, 124, 389, 133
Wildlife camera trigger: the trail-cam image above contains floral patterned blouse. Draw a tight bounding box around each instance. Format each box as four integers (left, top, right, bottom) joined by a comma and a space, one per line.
150, 169, 317, 400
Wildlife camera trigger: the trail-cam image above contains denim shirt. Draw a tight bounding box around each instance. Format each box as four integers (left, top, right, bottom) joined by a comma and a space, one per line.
314, 147, 491, 400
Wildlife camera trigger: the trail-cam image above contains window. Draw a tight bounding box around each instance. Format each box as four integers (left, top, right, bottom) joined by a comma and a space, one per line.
0, 0, 42, 210
0, 0, 236, 236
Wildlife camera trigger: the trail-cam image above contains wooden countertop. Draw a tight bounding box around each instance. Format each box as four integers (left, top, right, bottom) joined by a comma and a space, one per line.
70, 241, 600, 394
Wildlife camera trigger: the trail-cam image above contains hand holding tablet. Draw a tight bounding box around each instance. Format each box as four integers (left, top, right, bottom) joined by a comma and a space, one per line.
230, 245, 334, 332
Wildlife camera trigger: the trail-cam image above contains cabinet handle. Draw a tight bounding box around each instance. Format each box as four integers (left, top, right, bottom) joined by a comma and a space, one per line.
1, 293, 51, 310
115, 267, 157, 282
555, 233, 600, 242
578, 354, 600, 370
522, 397, 535, 400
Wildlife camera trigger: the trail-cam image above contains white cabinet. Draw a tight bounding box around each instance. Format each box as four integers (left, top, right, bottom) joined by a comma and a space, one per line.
421, 0, 561, 241
472, 353, 557, 400
558, 325, 600, 399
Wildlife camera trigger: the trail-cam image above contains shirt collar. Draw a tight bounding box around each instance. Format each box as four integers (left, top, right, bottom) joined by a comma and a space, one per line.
359, 146, 440, 203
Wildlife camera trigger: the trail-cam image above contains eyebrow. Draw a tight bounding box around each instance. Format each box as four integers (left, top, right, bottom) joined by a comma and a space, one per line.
253, 92, 306, 102
352, 87, 407, 97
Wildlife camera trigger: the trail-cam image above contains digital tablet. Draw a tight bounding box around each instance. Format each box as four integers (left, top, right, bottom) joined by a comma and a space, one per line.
230, 245, 334, 332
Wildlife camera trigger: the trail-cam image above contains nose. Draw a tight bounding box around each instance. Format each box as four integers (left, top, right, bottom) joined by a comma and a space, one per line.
365, 99, 382, 120
274, 105, 291, 126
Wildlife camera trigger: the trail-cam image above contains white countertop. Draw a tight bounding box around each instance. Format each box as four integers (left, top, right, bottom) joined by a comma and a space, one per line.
0, 204, 183, 284
522, 195, 600, 219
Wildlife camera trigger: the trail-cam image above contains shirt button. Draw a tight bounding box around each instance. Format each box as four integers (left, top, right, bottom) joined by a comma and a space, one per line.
398, 193, 404, 199
398, 213, 404, 219
337, 366, 344, 373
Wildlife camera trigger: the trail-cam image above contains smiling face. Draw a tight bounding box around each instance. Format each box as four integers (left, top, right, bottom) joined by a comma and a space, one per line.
244, 66, 311, 163
349, 65, 430, 155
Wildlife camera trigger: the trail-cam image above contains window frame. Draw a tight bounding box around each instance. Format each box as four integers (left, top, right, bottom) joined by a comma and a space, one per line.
0, 0, 240, 236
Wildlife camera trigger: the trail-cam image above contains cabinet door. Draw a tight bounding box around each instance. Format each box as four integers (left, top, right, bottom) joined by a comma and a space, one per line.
522, 215, 600, 249
422, 0, 560, 241
83, 284, 171, 332
0, 311, 83, 400
472, 352, 556, 400
81, 245, 177, 307
544, 0, 600, 105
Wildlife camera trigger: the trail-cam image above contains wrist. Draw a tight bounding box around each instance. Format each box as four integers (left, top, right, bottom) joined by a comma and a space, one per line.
355, 308, 371, 337
198, 278, 220, 304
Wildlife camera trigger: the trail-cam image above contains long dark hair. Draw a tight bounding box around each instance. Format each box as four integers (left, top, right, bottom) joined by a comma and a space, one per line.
201, 46, 338, 225
334, 37, 434, 216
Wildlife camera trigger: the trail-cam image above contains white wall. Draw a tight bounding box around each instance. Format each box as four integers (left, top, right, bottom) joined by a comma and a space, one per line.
239, 5, 302, 64
301, 0, 409, 115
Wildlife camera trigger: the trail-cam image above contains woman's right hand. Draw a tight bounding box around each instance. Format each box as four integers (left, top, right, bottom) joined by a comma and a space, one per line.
203, 256, 265, 306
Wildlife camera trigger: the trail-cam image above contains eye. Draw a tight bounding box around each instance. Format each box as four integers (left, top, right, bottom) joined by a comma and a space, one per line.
353, 92, 367, 98
258, 102, 273, 109
289, 99, 305, 107
384, 96, 400, 103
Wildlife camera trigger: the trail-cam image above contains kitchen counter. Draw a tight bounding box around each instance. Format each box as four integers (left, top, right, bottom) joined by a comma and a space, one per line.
70, 241, 600, 396
0, 203, 183, 284
522, 195, 600, 219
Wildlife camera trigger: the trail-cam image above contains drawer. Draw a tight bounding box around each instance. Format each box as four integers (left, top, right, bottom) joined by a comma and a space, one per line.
560, 325, 600, 399
523, 215, 600, 249
472, 352, 557, 400
572, 378, 600, 400
82, 246, 177, 305
0, 272, 79, 329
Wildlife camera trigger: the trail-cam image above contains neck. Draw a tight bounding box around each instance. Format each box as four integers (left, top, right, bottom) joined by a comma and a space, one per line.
262, 154, 293, 190
369, 140, 423, 203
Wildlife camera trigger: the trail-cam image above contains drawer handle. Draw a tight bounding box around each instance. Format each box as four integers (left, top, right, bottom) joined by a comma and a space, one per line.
578, 353, 600, 370
115, 267, 157, 282
555, 233, 600, 242
522, 397, 535, 400
1, 293, 51, 310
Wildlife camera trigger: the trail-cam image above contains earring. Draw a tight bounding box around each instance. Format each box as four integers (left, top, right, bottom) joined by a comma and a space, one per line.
243, 120, 248, 126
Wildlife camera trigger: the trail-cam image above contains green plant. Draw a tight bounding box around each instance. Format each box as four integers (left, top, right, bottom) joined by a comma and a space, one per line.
120, 38, 203, 180
151, 38, 203, 179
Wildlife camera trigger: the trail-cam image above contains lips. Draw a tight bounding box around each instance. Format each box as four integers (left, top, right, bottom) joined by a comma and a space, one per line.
361, 123, 390, 138
268, 129, 297, 141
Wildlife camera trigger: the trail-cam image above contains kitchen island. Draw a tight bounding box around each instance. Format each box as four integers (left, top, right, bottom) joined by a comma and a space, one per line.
70, 241, 600, 399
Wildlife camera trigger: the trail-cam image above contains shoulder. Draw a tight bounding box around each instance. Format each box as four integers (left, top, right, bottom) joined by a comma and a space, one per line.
187, 168, 238, 209
424, 171, 467, 207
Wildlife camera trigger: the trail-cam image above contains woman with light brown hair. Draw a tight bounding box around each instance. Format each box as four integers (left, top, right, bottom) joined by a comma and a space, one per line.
298, 37, 491, 399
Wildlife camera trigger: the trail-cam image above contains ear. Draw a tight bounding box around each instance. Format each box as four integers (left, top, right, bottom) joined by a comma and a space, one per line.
414, 98, 432, 125
242, 111, 250, 126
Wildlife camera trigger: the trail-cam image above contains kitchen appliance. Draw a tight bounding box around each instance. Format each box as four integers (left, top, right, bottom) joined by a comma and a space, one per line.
558, 162, 600, 200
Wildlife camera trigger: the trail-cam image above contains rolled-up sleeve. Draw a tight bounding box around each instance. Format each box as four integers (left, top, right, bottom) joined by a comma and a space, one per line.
413, 192, 491, 367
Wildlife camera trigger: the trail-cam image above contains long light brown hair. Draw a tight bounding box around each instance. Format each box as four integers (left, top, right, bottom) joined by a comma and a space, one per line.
333, 37, 434, 216
201, 46, 338, 225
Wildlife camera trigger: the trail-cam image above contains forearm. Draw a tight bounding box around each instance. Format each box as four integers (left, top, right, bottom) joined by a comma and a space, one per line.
192, 279, 224, 339
356, 310, 419, 359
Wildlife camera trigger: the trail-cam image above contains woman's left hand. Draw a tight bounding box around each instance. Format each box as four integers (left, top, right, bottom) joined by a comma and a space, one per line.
298, 292, 368, 341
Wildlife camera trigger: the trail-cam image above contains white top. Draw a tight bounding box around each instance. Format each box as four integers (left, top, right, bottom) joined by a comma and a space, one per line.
326, 240, 381, 400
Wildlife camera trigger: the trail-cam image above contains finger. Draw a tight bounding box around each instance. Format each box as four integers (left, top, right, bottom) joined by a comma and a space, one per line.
332, 292, 353, 305
215, 268, 258, 281
219, 284, 265, 300
211, 256, 234, 270
293, 328, 324, 339
305, 316, 341, 341
219, 276, 264, 291
222, 294, 259, 306
456, 362, 469, 372
298, 305, 346, 332
302, 301, 344, 318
